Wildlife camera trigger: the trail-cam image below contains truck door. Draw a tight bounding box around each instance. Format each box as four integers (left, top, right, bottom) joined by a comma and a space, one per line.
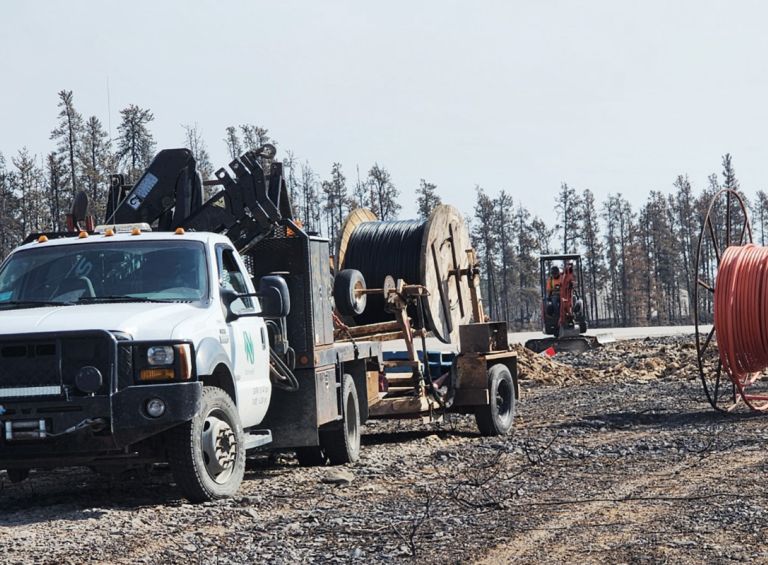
215, 245, 271, 427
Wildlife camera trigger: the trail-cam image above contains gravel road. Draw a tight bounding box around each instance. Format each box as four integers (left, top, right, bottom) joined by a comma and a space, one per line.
2, 334, 767, 564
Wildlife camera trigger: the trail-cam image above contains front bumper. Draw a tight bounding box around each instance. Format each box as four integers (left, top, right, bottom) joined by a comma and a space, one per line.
0, 331, 201, 469
0, 382, 201, 468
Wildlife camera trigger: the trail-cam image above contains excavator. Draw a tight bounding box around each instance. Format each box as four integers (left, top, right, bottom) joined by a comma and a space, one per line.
524, 254, 600, 354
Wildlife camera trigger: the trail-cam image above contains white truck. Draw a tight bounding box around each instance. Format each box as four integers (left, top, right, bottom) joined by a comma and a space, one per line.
0, 147, 517, 502
0, 225, 375, 501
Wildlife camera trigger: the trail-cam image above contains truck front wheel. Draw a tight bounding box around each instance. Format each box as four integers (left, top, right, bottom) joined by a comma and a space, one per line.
166, 386, 246, 502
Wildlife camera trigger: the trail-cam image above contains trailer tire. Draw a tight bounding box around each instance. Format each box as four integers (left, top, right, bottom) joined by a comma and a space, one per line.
475, 364, 516, 436
321, 374, 361, 464
295, 446, 328, 467
333, 269, 367, 316
166, 386, 245, 503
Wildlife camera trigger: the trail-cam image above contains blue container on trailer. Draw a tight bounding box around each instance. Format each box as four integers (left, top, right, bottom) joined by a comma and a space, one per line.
382, 350, 456, 378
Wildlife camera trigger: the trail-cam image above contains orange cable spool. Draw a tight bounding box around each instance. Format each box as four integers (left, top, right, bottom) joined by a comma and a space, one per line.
713, 244, 768, 409
694, 188, 768, 411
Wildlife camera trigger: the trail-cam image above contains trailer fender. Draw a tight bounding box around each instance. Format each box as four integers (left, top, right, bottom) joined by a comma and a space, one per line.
489, 358, 520, 402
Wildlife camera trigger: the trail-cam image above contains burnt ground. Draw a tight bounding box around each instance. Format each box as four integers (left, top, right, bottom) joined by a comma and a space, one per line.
2, 335, 768, 564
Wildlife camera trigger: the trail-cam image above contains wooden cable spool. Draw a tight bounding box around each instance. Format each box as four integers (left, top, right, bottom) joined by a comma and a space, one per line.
337, 205, 473, 345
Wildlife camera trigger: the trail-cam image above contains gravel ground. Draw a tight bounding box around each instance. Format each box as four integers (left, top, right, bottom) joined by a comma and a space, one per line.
2, 335, 768, 564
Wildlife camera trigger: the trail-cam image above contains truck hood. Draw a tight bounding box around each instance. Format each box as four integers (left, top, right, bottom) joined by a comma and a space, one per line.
0, 302, 213, 341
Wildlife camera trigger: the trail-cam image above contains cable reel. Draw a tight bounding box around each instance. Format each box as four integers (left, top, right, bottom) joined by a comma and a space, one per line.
693, 188, 768, 411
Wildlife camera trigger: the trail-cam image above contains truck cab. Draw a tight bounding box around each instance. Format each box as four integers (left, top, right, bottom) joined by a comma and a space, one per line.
0, 226, 282, 500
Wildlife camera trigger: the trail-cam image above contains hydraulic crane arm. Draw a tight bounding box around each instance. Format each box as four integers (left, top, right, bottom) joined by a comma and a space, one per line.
106, 145, 301, 252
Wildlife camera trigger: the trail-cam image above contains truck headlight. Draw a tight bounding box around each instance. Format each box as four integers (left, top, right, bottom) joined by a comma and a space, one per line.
147, 346, 174, 366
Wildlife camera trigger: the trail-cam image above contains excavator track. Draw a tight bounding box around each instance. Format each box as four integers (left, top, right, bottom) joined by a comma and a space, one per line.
524, 335, 602, 355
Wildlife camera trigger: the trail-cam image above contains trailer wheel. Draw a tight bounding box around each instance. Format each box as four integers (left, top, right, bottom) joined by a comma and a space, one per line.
333, 269, 367, 316
166, 386, 245, 502
295, 446, 328, 467
475, 364, 516, 436
322, 374, 361, 464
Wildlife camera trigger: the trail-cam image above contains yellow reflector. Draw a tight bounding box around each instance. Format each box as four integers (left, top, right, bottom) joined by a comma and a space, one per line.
175, 227, 185, 235
131, 228, 141, 236
78, 231, 88, 239
139, 368, 174, 382
104, 228, 115, 237
37, 235, 48, 243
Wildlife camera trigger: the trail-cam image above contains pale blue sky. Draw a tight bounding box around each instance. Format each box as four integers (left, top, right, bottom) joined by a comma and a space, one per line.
1, 0, 767, 225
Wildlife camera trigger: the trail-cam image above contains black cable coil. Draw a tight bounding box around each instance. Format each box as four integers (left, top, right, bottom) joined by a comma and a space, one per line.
342, 220, 427, 326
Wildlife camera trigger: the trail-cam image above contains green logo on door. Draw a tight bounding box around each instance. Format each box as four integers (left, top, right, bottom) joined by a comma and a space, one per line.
243, 331, 255, 364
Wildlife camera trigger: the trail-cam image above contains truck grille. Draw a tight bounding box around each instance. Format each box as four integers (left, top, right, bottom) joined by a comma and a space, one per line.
0, 342, 59, 389
0, 332, 115, 398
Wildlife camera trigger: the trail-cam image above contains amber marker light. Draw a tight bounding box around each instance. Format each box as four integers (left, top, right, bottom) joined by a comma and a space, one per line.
139, 368, 175, 382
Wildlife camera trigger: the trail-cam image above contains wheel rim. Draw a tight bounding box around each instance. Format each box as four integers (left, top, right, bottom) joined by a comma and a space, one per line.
495, 378, 513, 425
352, 279, 366, 313
201, 410, 237, 484
694, 188, 752, 411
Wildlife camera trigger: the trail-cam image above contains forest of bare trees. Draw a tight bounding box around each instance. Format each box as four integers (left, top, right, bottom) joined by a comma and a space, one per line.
474, 154, 757, 330
0, 90, 762, 330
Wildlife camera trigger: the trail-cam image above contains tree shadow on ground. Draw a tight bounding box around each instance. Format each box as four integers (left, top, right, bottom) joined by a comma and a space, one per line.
560, 408, 765, 431
361, 428, 479, 447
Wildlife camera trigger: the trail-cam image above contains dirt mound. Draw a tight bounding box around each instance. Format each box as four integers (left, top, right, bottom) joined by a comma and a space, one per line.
513, 344, 602, 386
515, 335, 702, 386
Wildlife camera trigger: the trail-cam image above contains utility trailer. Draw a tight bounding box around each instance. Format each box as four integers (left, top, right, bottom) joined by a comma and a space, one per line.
0, 146, 517, 501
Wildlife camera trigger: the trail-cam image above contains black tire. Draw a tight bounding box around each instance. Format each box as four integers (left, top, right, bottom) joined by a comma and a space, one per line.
579, 320, 588, 334
166, 386, 245, 503
321, 374, 361, 464
475, 364, 516, 436
6, 468, 29, 484
295, 446, 328, 467
333, 269, 367, 316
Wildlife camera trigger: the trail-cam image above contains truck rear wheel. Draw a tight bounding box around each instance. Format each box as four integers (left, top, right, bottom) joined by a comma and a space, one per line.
321, 374, 361, 464
166, 386, 245, 502
475, 364, 516, 436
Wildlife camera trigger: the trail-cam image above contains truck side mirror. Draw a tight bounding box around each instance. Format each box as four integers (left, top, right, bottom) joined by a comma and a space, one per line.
258, 275, 290, 318
220, 276, 290, 322
220, 287, 241, 323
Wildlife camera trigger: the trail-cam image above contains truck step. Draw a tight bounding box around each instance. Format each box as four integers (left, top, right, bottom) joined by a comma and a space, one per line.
244, 430, 272, 450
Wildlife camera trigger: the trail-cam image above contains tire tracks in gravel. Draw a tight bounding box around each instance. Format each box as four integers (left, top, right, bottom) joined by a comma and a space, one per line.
475, 446, 765, 564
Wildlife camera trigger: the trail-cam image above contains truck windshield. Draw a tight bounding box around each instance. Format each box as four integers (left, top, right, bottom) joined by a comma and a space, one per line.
0, 240, 208, 305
